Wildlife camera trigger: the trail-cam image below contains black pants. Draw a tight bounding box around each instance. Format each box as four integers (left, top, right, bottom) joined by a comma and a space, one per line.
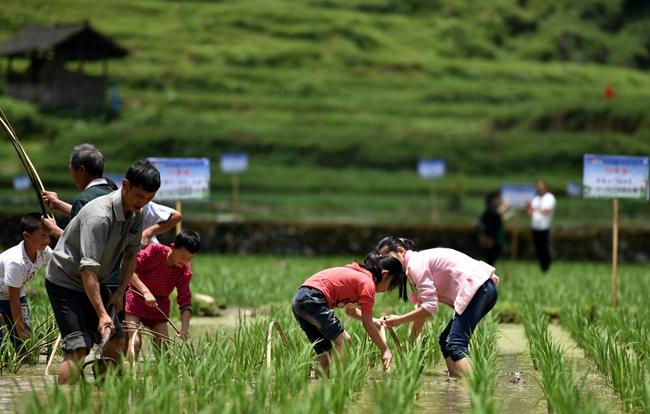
484, 244, 501, 266
532, 229, 552, 272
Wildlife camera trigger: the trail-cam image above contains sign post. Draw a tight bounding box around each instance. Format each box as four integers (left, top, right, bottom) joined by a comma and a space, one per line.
220, 153, 249, 213
501, 184, 536, 260
417, 159, 446, 222
147, 158, 211, 233
583, 154, 649, 309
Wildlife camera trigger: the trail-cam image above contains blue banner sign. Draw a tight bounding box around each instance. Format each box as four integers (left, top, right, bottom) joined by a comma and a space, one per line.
583, 154, 649, 200
565, 181, 582, 198
220, 153, 249, 175
12, 175, 30, 191
417, 159, 446, 179
147, 157, 211, 201
501, 184, 536, 209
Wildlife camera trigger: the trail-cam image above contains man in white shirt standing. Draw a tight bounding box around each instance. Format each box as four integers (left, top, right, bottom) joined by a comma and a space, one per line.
527, 180, 556, 272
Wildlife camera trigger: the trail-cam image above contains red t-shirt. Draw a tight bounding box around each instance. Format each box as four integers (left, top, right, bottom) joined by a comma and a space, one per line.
301, 262, 376, 316
125, 243, 192, 320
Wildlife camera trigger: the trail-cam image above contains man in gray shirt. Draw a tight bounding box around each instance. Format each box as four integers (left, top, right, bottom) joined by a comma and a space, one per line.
45, 160, 160, 384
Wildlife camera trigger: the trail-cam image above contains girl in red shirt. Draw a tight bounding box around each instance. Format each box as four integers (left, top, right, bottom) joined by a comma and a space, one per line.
124, 231, 200, 361
292, 253, 407, 375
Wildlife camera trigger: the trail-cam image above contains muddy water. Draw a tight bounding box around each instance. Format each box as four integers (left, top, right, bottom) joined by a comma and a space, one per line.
0, 308, 260, 414
0, 356, 53, 414
497, 323, 548, 414
415, 369, 472, 413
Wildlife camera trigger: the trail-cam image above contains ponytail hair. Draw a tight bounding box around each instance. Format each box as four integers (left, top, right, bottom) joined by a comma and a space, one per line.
361, 252, 409, 302
375, 236, 417, 254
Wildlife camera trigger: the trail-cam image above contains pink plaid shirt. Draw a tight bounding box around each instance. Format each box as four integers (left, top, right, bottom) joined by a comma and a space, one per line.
125, 243, 192, 320
405, 248, 499, 316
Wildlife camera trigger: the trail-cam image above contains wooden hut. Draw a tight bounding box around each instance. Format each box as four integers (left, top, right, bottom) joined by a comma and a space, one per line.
0, 23, 127, 109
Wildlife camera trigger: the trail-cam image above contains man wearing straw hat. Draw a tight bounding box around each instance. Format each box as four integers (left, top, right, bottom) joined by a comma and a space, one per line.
45, 160, 160, 384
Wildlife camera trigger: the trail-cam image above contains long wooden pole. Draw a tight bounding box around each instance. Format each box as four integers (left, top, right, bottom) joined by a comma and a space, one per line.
611, 198, 619, 309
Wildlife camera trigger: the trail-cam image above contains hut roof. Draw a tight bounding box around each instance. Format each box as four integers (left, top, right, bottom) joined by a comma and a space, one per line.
0, 23, 128, 60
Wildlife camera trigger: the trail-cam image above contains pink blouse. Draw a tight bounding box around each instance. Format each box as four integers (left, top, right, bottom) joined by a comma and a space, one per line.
404, 248, 499, 315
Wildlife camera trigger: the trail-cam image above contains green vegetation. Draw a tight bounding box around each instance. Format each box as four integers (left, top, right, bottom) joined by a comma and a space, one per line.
1, 256, 648, 412
0, 0, 650, 224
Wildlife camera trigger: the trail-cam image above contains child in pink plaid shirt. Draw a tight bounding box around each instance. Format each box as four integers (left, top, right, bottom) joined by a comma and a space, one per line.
124, 230, 200, 360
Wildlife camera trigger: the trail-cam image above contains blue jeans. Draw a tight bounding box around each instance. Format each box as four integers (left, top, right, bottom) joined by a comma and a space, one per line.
439, 279, 497, 361
0, 296, 31, 351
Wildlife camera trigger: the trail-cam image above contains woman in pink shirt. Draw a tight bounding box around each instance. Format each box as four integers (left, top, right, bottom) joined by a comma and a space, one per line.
292, 253, 408, 375
378, 237, 498, 378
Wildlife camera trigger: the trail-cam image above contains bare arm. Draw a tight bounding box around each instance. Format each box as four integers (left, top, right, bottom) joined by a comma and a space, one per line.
42, 191, 72, 216
141, 209, 182, 246
81, 268, 113, 336
383, 306, 431, 327
8, 287, 29, 339
108, 250, 138, 311
345, 304, 383, 328
361, 315, 392, 370
178, 309, 191, 340
129, 272, 157, 307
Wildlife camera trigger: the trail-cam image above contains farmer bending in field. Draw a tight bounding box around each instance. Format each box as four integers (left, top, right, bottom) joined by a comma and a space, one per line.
292, 253, 408, 375
45, 160, 160, 384
377, 236, 499, 378
124, 230, 200, 362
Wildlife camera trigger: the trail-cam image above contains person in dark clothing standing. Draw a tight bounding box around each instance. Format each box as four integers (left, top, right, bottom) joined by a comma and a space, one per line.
477, 191, 507, 266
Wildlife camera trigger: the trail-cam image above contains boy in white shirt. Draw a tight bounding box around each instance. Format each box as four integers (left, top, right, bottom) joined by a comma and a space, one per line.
0, 213, 54, 350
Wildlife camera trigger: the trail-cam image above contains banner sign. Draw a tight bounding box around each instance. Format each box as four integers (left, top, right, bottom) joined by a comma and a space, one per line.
12, 175, 30, 191
147, 157, 210, 201
583, 154, 649, 200
417, 159, 446, 179
565, 181, 582, 198
220, 153, 249, 174
501, 184, 536, 209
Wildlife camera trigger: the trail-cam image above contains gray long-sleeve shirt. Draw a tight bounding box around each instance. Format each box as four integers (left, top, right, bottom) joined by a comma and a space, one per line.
46, 190, 143, 292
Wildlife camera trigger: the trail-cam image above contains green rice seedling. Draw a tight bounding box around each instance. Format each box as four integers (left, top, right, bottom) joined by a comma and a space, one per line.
563, 306, 649, 412
370, 336, 426, 414
468, 314, 500, 414
522, 300, 607, 414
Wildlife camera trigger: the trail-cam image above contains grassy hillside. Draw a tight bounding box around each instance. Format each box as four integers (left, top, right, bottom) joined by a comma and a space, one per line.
0, 0, 649, 225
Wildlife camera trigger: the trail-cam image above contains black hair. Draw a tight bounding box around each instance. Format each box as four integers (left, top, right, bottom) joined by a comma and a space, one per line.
361, 253, 408, 302
173, 230, 200, 254
375, 236, 417, 254
20, 212, 43, 234
69, 144, 105, 178
485, 190, 500, 207
125, 160, 161, 192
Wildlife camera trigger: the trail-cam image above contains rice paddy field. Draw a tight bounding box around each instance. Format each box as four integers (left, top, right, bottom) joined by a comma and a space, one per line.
2, 255, 649, 413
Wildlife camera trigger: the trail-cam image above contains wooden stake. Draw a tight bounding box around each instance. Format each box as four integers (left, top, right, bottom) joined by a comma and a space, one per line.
612, 198, 619, 309
511, 212, 520, 260
175, 200, 182, 234
232, 175, 240, 213
430, 182, 438, 222
265, 320, 288, 369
